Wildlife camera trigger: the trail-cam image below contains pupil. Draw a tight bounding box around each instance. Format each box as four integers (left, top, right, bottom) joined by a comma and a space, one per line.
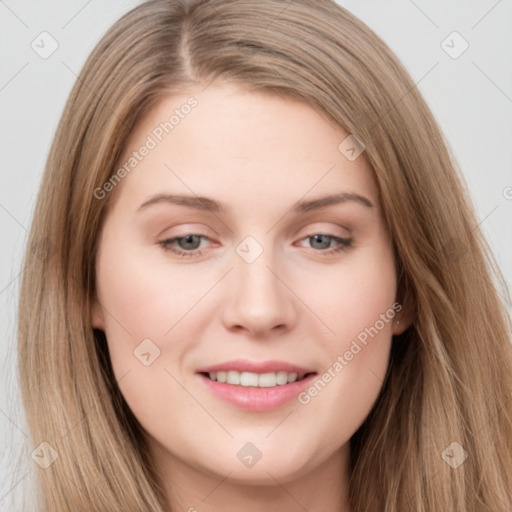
180, 235, 200, 250
311, 235, 330, 250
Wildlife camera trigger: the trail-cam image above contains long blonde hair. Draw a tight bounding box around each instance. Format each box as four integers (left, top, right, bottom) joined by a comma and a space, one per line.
18, 0, 512, 510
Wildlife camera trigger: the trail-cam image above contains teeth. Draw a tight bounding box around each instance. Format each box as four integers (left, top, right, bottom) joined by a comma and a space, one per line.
240, 371, 259, 386
206, 370, 306, 387
226, 370, 240, 385
276, 371, 288, 385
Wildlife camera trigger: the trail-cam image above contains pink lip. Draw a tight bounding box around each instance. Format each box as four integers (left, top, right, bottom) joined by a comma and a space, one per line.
196, 359, 317, 411
198, 374, 317, 411
196, 359, 314, 374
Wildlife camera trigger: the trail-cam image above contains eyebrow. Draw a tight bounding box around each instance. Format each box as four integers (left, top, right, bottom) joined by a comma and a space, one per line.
137, 191, 374, 214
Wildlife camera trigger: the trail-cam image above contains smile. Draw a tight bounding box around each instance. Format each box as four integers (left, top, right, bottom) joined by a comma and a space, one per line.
202, 370, 311, 387
196, 360, 317, 411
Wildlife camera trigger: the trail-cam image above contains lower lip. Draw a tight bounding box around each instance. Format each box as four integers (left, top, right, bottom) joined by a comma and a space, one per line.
198, 373, 317, 411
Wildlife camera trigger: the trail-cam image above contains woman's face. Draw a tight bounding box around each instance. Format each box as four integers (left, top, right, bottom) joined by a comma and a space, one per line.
92, 82, 404, 491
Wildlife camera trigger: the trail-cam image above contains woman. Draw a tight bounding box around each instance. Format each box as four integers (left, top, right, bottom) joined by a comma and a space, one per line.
17, 0, 512, 510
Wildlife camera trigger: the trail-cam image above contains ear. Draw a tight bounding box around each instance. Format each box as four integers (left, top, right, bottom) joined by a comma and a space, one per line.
391, 299, 415, 335
91, 298, 105, 330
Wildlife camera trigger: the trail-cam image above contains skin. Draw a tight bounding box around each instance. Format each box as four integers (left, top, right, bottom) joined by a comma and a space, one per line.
92, 81, 410, 512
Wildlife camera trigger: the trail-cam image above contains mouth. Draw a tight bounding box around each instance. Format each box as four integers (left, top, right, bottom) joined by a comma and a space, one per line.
195, 360, 318, 411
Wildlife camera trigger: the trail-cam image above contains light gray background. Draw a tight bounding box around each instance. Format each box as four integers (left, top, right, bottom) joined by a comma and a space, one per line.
1, 1, 511, 509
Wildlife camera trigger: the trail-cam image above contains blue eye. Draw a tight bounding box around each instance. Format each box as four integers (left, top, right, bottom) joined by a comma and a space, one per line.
159, 234, 208, 257
158, 233, 353, 258
301, 234, 353, 255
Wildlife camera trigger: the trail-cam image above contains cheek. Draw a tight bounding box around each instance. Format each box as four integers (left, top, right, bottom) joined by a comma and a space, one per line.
94, 244, 215, 431
97, 238, 215, 331
304, 241, 397, 347
94, 239, 217, 379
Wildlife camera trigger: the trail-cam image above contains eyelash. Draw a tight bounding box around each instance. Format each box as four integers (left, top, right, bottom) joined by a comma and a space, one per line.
158, 233, 353, 258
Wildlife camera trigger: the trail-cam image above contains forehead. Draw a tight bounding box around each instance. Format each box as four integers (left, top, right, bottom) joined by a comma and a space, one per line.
112, 82, 378, 212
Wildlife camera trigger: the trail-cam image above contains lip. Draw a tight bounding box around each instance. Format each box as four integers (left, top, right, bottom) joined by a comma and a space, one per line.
198, 374, 317, 411
196, 359, 317, 411
196, 359, 314, 374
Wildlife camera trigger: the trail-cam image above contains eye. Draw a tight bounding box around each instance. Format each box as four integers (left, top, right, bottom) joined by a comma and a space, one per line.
158, 234, 210, 258
297, 234, 353, 255
158, 232, 353, 259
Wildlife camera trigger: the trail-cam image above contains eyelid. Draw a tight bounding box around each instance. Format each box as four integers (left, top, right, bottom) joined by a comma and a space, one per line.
156, 223, 217, 239
293, 221, 352, 239
158, 221, 352, 244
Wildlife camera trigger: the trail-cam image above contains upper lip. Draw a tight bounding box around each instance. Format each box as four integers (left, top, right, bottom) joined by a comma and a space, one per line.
196, 359, 315, 375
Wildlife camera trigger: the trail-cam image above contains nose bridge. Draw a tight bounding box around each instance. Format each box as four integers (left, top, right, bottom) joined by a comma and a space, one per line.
235, 237, 283, 307
221, 235, 296, 334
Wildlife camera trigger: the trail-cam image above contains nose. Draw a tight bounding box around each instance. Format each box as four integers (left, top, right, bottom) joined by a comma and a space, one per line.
221, 244, 297, 337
